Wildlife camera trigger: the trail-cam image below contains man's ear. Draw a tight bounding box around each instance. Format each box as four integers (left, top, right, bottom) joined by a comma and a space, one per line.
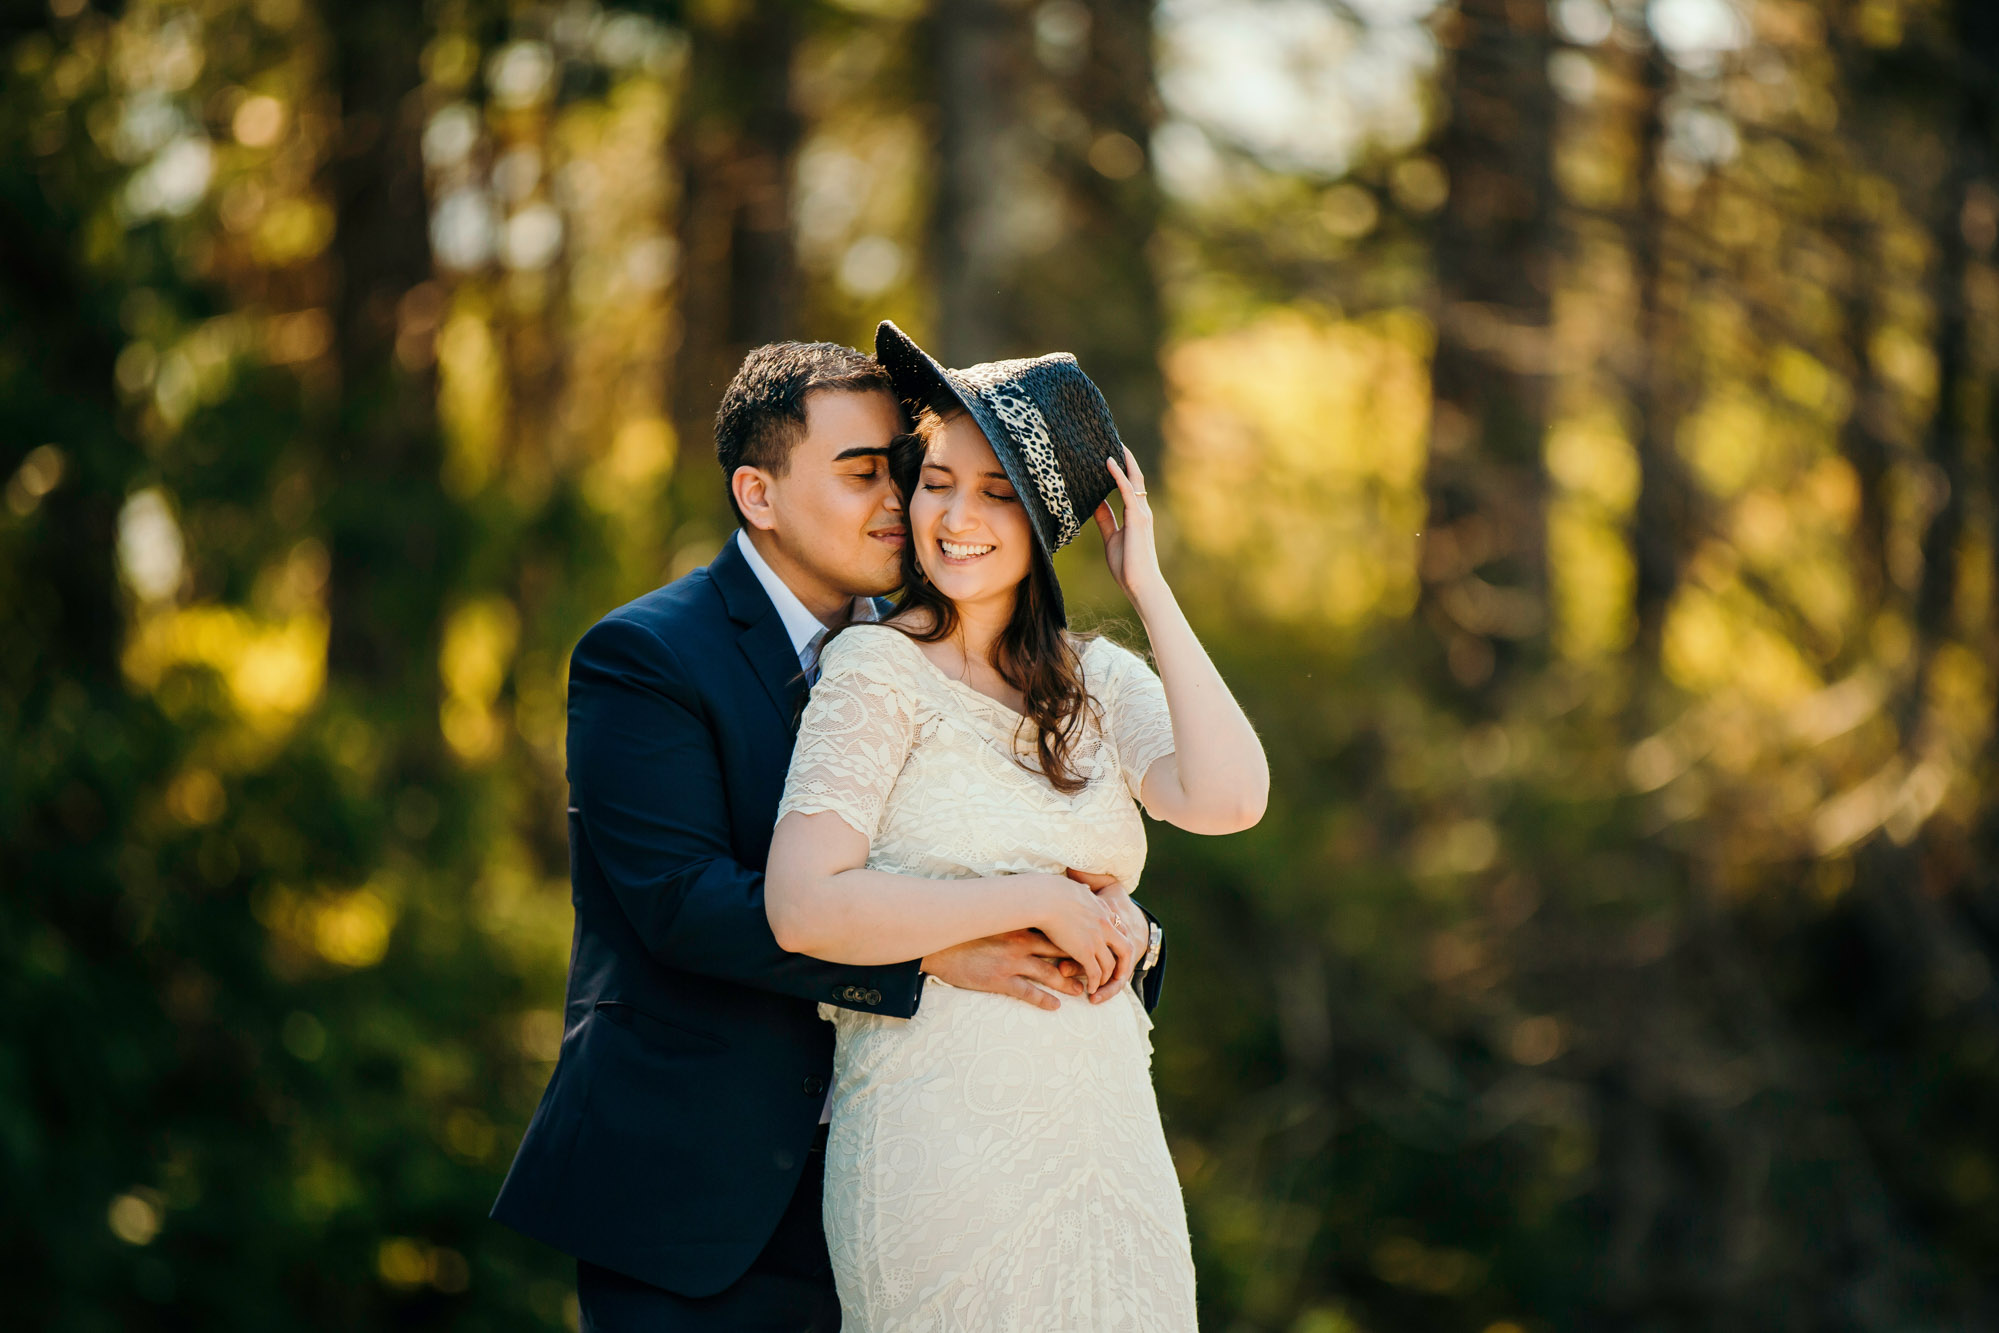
732, 465, 778, 531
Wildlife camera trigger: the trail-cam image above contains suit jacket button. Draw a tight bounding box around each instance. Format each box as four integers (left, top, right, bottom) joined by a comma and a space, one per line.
774, 1149, 796, 1170
803, 1076, 826, 1097
865, 988, 882, 1005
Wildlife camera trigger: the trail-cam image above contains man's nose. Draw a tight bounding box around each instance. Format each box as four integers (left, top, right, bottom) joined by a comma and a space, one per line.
881, 483, 903, 514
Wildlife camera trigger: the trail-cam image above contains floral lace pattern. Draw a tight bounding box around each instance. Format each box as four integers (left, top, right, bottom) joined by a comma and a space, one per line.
776, 625, 1194, 1333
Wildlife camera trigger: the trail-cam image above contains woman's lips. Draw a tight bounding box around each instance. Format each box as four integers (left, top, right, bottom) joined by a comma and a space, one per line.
938, 539, 995, 563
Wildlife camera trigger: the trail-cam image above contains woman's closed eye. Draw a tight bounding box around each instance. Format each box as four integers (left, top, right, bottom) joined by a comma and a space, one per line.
925, 482, 1017, 504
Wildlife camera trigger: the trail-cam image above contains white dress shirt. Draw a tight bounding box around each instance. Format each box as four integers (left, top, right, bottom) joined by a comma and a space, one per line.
735, 528, 881, 1123
734, 529, 879, 682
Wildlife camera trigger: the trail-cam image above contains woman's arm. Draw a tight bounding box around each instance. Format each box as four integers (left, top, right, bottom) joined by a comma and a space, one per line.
1098, 446, 1270, 836
766, 809, 1136, 991
1128, 585, 1269, 834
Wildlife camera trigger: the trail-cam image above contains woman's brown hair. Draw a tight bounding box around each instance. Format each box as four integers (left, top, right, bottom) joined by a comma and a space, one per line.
881, 406, 1097, 794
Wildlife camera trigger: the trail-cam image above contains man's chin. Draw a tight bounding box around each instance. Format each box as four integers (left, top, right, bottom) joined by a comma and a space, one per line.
856, 566, 905, 600
833, 542, 906, 601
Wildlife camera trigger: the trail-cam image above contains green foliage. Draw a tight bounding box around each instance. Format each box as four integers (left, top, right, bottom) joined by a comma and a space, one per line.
3, 0, 1997, 1330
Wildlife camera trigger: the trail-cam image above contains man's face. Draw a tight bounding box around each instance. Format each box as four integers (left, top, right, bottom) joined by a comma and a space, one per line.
748, 388, 908, 606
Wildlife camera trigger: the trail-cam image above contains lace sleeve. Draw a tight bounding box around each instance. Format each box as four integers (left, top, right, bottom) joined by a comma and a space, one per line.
1092, 638, 1176, 807
776, 627, 919, 842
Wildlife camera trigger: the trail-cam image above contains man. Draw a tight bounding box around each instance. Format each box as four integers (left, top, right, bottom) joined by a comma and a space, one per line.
492, 341, 1165, 1330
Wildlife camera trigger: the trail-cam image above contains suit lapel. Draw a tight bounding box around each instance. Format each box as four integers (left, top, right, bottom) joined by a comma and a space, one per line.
742, 612, 809, 731
710, 537, 809, 728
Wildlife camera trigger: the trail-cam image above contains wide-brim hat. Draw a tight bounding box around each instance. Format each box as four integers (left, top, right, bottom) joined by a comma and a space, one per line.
874, 320, 1124, 625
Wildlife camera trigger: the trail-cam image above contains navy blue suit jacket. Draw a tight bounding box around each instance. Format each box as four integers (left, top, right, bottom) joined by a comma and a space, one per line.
491, 537, 1166, 1296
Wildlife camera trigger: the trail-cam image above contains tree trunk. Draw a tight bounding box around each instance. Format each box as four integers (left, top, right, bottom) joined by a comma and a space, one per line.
1421, 0, 1557, 699
1887, 0, 1992, 738
1624, 36, 1697, 670
320, 1, 451, 692
1834, 225, 1894, 621
930, 0, 1024, 366
1057, 0, 1166, 466
1972, 0, 1999, 812
671, 3, 802, 482
927, 0, 1166, 465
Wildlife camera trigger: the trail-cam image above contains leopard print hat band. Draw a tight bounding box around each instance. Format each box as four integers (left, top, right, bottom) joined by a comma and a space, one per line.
953, 365, 1082, 547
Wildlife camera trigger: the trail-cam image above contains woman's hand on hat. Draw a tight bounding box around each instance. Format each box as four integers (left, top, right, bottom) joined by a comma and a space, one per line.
1096, 445, 1165, 605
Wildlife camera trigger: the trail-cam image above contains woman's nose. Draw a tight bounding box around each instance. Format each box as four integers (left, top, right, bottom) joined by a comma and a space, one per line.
940, 495, 977, 533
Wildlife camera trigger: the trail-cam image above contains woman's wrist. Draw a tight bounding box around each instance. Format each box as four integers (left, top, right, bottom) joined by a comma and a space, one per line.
1125, 573, 1178, 625
1029, 873, 1076, 927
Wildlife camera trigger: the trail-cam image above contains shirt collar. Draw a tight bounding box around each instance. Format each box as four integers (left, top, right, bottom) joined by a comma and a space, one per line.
733, 529, 879, 665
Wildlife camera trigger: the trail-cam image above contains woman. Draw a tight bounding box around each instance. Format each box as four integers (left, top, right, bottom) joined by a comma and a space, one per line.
765, 321, 1268, 1331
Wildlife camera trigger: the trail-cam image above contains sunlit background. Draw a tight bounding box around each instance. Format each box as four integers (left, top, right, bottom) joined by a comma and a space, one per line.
4, 0, 1996, 1328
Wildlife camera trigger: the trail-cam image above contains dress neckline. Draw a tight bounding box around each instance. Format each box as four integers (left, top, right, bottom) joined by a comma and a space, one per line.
865, 621, 1032, 723
848, 623, 1119, 796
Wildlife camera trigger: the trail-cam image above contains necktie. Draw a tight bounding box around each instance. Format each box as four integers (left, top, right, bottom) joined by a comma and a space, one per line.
802, 628, 830, 685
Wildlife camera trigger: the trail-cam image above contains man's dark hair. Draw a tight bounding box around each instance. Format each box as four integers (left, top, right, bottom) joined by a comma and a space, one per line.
713, 341, 897, 525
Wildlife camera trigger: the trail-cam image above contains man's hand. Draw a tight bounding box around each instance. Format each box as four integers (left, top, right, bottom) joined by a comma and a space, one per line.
1066, 869, 1142, 1004
920, 930, 1086, 1012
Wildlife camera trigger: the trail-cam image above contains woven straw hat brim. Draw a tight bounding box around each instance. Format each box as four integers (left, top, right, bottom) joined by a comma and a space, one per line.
875, 321, 1072, 625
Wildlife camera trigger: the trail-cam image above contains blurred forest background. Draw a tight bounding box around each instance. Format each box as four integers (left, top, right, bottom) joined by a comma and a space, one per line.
4, 0, 1997, 1328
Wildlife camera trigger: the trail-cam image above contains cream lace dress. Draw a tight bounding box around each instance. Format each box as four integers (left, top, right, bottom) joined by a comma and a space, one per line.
776, 623, 1198, 1333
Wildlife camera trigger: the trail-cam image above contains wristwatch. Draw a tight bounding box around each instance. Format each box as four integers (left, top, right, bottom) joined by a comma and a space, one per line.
1138, 920, 1163, 976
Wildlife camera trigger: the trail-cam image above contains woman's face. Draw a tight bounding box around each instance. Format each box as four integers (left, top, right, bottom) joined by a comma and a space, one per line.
908, 413, 1035, 614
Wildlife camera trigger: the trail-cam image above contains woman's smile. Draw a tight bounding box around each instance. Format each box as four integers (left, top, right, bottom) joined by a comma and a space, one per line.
938, 538, 996, 563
